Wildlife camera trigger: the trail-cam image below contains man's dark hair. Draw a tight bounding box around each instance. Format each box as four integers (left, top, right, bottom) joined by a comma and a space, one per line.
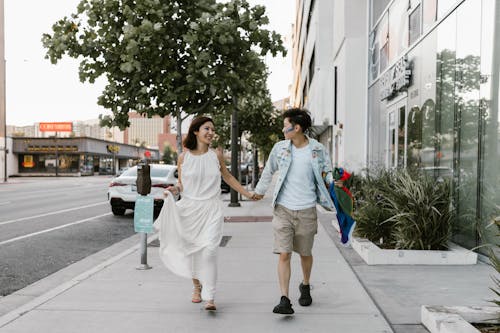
283, 108, 312, 132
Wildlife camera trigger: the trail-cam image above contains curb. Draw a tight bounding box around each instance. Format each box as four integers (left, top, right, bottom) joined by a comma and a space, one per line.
421, 305, 500, 333
0, 233, 159, 329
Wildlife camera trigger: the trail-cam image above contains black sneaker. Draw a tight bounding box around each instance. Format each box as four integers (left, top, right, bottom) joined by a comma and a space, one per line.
298, 283, 312, 306
272, 296, 294, 314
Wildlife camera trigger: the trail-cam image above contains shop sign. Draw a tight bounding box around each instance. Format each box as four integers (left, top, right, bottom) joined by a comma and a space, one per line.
39, 122, 73, 132
380, 56, 412, 100
107, 144, 120, 153
27, 145, 78, 152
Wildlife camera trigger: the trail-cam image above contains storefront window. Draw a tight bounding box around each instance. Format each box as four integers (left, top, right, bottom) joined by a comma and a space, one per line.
58, 155, 79, 172
79, 155, 94, 175
407, 106, 422, 168
368, 84, 384, 166
397, 105, 406, 167
421, 99, 436, 168
478, 0, 500, 256
99, 157, 114, 175
453, 0, 481, 249
435, 12, 456, 178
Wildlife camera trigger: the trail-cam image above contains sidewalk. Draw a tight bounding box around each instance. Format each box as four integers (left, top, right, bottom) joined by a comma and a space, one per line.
0, 187, 496, 332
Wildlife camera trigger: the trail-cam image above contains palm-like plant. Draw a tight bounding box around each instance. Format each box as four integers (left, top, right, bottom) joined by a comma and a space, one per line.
354, 168, 452, 250
490, 220, 500, 308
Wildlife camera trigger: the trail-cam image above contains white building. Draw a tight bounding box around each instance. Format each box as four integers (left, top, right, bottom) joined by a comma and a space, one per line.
291, 0, 368, 172
292, 0, 500, 254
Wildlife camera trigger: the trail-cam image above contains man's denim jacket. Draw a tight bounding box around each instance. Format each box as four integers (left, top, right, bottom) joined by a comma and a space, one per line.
255, 137, 336, 211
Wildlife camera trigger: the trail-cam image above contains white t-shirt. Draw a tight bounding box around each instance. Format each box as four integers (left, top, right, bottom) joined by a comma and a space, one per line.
276, 144, 317, 210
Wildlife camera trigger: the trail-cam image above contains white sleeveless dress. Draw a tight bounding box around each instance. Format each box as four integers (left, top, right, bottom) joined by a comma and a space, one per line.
154, 149, 223, 300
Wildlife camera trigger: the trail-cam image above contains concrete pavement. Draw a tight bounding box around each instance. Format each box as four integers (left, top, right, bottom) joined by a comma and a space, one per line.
0, 184, 497, 332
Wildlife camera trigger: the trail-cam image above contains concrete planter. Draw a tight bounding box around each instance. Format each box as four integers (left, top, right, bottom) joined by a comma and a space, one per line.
422, 305, 500, 333
331, 219, 477, 265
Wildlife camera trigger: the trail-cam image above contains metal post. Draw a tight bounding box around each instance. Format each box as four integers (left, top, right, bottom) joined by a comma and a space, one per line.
229, 96, 240, 207
136, 231, 151, 270
1, 1, 6, 183
54, 132, 58, 177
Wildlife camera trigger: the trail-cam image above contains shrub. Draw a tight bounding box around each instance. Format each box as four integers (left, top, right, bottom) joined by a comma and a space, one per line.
489, 220, 500, 308
354, 168, 452, 250
353, 169, 397, 248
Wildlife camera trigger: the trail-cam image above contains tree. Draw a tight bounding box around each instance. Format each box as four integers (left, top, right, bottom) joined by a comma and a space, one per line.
42, 0, 285, 154
162, 144, 177, 165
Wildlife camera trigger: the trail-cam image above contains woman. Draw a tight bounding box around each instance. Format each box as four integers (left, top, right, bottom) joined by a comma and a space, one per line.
154, 116, 254, 311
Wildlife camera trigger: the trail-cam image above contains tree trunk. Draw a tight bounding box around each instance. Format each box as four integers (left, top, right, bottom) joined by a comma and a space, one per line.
176, 108, 183, 154
229, 96, 241, 206
252, 146, 258, 189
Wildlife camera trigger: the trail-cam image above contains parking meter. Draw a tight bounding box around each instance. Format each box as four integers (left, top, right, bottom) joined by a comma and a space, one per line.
136, 163, 151, 195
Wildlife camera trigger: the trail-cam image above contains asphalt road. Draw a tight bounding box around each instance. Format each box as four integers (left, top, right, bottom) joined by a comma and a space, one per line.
0, 176, 138, 296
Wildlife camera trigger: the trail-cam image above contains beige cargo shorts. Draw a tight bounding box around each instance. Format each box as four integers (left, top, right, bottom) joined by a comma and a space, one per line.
272, 204, 318, 256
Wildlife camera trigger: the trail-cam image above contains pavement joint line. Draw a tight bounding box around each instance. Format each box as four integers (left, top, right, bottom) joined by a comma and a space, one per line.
0, 202, 108, 226
0, 233, 159, 329
0, 213, 113, 246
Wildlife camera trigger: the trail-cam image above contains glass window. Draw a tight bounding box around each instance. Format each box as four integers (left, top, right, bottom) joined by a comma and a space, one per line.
478, 0, 499, 256
409, 4, 422, 45
397, 105, 406, 167
379, 13, 389, 73
371, 0, 391, 28
421, 99, 436, 168
407, 106, 422, 168
437, 0, 458, 19
388, 0, 409, 62
453, 0, 481, 249
369, 31, 380, 82
308, 48, 315, 86
423, 0, 437, 32
435, 12, 456, 178
368, 83, 384, 166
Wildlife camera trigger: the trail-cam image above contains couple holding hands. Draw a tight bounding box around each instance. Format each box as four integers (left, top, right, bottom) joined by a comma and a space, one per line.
154, 108, 337, 314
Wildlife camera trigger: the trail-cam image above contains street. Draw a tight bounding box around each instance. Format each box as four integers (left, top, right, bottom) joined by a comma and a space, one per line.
0, 176, 136, 296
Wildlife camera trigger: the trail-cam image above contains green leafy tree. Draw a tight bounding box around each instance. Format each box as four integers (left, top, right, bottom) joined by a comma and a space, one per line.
42, 0, 285, 153
162, 144, 177, 165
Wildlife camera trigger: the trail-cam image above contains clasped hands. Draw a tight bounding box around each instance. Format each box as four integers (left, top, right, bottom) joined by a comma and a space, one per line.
250, 192, 264, 201
164, 185, 181, 197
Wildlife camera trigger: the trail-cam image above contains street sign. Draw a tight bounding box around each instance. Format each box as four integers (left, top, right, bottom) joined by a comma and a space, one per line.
39, 122, 73, 132
134, 196, 154, 233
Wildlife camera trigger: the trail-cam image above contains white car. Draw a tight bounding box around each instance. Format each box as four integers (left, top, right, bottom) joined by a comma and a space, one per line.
107, 164, 178, 216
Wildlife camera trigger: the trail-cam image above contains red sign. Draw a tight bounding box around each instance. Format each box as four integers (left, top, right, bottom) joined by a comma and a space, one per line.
144, 150, 151, 158
39, 122, 73, 132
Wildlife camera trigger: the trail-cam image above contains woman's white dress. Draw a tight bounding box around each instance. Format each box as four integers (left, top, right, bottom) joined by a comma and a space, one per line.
154, 149, 223, 300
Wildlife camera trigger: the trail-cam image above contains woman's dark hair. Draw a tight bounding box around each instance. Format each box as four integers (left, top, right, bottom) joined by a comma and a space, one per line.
283, 108, 312, 132
183, 116, 214, 150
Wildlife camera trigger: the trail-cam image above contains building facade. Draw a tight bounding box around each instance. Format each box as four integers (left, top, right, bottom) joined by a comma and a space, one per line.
291, 0, 368, 171
11, 137, 159, 176
293, 0, 500, 254
368, 0, 499, 253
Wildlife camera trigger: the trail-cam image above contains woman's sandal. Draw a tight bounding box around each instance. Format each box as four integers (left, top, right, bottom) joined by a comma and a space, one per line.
204, 301, 216, 311
192, 284, 202, 303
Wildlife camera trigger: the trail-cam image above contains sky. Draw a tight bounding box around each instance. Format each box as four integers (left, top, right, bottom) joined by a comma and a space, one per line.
5, 0, 295, 126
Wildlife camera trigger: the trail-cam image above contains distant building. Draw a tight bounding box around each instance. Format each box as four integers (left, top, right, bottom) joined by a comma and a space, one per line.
124, 112, 178, 153
272, 97, 290, 111
7, 121, 124, 142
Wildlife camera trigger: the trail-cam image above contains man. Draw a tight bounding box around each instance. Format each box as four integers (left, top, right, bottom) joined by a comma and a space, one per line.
252, 108, 335, 314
